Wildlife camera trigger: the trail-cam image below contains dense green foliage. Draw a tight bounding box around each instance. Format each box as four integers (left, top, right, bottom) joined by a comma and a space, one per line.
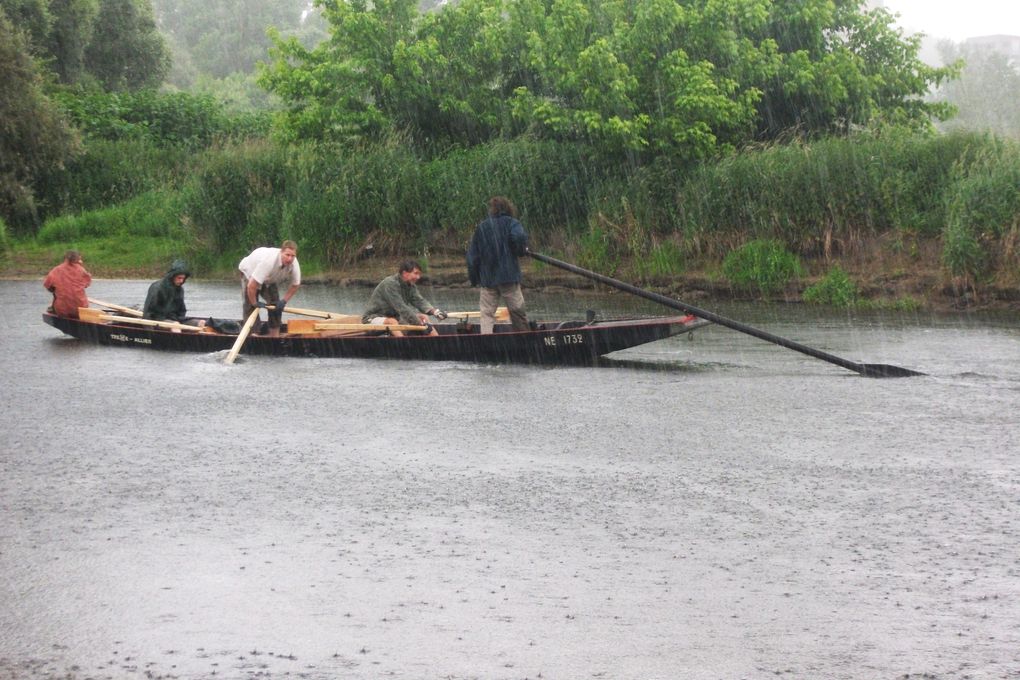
37, 188, 186, 243
722, 239, 802, 295
176, 136, 595, 263
43, 0, 99, 84
5, 0, 1019, 303
23, 92, 270, 224
669, 131, 980, 255
803, 267, 859, 307
16, 130, 1020, 297
942, 140, 1020, 283
0, 8, 81, 231
636, 242, 686, 280
39, 138, 192, 215
2, 0, 172, 229
0, 0, 51, 48
1, 0, 169, 89
52, 88, 270, 147
83, 0, 170, 90
261, 0, 953, 158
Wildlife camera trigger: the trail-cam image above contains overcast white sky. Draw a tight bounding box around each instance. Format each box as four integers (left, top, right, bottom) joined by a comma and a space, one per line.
879, 0, 1020, 42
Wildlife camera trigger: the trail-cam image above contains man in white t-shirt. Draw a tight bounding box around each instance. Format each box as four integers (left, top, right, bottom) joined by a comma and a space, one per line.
238, 240, 301, 336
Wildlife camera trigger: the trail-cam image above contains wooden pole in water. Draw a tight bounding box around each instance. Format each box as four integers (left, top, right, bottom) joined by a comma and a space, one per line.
527, 250, 924, 378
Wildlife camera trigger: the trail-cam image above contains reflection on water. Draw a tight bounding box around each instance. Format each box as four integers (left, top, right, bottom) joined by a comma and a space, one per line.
2, 279, 1019, 679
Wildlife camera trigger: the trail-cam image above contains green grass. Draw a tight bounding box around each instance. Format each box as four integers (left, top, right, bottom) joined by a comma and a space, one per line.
634, 241, 685, 280
10, 235, 191, 278
803, 267, 859, 307
578, 226, 618, 274
722, 239, 802, 296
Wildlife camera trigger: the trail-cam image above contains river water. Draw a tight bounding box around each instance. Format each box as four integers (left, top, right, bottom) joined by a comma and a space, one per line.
1, 278, 1018, 679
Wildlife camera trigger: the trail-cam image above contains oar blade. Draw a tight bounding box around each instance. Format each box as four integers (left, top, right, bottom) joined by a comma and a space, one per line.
858, 363, 926, 378
224, 308, 261, 365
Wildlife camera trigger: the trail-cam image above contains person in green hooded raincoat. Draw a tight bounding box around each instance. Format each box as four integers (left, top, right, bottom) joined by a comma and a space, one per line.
143, 259, 204, 327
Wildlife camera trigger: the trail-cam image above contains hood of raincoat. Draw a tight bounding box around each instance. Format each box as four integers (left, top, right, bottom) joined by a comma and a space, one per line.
165, 259, 191, 283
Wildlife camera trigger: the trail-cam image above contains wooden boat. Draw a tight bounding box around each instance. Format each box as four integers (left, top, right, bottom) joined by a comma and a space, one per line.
43, 305, 710, 365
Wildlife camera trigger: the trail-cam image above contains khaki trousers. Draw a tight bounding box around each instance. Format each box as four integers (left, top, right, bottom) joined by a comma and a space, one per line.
479, 283, 528, 334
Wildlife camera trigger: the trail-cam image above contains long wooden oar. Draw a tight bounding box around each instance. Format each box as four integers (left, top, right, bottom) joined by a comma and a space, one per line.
527, 250, 923, 378
280, 304, 503, 321
79, 307, 206, 332
224, 308, 261, 364
88, 298, 143, 317
446, 307, 510, 320
274, 305, 350, 319
294, 321, 428, 333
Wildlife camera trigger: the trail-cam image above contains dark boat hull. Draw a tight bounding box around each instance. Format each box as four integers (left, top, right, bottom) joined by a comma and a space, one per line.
43, 312, 708, 364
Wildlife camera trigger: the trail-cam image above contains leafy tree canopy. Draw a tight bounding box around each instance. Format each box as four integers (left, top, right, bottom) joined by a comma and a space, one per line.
0, 7, 81, 229
84, 0, 170, 90
0, 0, 51, 50
1, 0, 171, 90
259, 0, 956, 160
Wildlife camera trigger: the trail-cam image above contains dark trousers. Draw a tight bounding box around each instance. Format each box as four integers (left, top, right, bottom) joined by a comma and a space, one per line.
241, 279, 282, 328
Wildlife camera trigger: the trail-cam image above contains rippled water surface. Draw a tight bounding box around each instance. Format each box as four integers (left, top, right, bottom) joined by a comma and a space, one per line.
2, 279, 1019, 679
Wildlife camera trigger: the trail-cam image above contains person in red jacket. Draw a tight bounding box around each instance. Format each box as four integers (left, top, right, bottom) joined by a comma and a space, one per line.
43, 250, 91, 318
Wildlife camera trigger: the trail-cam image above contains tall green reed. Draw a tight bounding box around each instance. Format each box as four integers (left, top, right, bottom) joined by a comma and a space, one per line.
942, 138, 1020, 283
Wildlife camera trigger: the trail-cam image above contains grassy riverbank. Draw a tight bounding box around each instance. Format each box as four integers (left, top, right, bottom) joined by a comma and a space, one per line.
5, 231, 1016, 313
4, 130, 1018, 313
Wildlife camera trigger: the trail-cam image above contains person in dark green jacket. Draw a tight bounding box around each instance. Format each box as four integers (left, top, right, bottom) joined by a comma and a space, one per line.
361, 260, 447, 337
144, 259, 202, 327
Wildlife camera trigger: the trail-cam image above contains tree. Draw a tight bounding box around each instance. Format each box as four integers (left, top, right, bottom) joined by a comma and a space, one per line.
259, 0, 421, 143
45, 0, 99, 84
0, 8, 81, 229
84, 0, 170, 90
260, 0, 955, 158
0, 0, 51, 51
752, 1, 956, 138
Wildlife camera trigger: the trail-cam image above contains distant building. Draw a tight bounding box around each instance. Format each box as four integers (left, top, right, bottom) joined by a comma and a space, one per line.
964, 35, 1020, 65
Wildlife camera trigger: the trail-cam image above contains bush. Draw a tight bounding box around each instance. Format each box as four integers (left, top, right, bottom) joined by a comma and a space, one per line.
942, 140, 1020, 281
803, 267, 859, 307
577, 226, 618, 273
53, 89, 230, 148
180, 140, 290, 253
941, 220, 987, 281
423, 138, 595, 238
722, 239, 802, 295
671, 130, 990, 256
37, 190, 187, 244
175, 134, 595, 265
38, 138, 191, 217
324, 139, 427, 253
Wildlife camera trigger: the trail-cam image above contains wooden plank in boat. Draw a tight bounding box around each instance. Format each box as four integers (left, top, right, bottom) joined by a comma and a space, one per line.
78, 307, 212, 332
286, 318, 428, 334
